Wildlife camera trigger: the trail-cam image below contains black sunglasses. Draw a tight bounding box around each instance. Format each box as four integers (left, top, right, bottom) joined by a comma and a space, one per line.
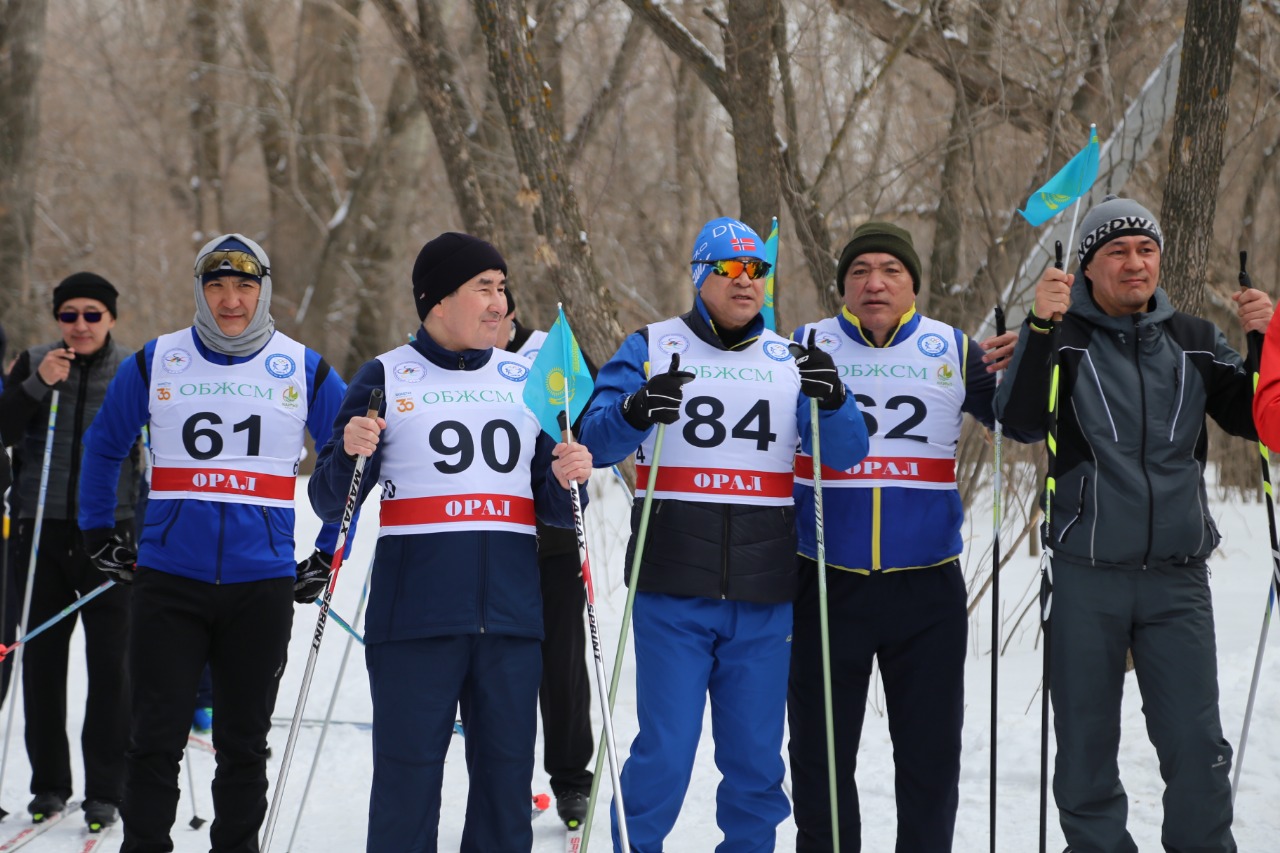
57, 310, 106, 324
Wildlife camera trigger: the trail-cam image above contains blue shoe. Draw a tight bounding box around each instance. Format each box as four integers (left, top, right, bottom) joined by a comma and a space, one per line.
192, 706, 213, 734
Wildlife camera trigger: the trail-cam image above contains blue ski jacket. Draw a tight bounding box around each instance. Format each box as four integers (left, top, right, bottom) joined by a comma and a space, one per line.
79, 332, 348, 583
307, 330, 580, 645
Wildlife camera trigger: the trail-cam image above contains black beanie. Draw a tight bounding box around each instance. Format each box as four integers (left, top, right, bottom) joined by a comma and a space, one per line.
835, 221, 922, 295
52, 272, 119, 318
412, 233, 507, 320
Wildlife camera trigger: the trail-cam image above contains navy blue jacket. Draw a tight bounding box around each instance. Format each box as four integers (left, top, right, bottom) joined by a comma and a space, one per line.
308, 330, 579, 645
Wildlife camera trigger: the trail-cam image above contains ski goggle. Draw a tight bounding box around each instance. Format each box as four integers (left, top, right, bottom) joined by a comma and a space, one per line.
693, 258, 772, 280
57, 310, 105, 324
196, 250, 266, 279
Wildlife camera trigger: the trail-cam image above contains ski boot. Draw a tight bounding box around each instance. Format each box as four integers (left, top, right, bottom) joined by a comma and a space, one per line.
28, 792, 67, 823
555, 790, 590, 830
84, 800, 119, 832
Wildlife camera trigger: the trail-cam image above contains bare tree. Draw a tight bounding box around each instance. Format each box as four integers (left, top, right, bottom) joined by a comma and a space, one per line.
469, 0, 624, 362
0, 0, 49, 339
1161, 0, 1244, 315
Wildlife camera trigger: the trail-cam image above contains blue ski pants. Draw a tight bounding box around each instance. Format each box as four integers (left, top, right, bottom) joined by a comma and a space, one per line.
365, 633, 541, 853
613, 592, 792, 853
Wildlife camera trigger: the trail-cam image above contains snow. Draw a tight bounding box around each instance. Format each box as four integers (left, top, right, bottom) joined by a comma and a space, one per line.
3, 472, 1279, 851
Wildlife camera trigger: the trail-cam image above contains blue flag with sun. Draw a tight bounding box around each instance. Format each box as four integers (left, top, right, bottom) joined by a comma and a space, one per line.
523, 306, 594, 439
1018, 125, 1100, 227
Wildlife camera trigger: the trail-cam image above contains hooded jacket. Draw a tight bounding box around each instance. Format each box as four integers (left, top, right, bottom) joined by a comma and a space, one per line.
995, 278, 1257, 568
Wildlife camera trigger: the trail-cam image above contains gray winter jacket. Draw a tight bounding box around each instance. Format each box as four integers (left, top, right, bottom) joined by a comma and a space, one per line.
994, 280, 1258, 569
0, 339, 139, 522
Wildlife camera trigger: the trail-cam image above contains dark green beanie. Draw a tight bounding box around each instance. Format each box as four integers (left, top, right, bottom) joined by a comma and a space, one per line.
835, 221, 922, 294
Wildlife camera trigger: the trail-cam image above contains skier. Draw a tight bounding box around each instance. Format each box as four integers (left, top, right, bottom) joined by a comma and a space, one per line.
308, 232, 592, 853
786, 221, 1025, 851
78, 234, 349, 852
0, 273, 138, 830
576, 217, 868, 852
496, 289, 598, 830
996, 196, 1270, 852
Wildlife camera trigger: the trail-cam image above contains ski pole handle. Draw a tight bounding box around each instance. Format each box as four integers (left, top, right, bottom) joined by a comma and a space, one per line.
994, 305, 1006, 337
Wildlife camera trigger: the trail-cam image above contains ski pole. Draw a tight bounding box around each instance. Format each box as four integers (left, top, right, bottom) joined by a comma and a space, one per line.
558, 409, 630, 851
184, 743, 207, 829
990, 304, 1006, 853
1038, 241, 1064, 853
582, 377, 675, 852
311, 597, 363, 645
0, 579, 115, 661
0, 383, 61, 818
1231, 250, 1280, 801
286, 552, 376, 852
261, 388, 381, 853
809, 394, 841, 850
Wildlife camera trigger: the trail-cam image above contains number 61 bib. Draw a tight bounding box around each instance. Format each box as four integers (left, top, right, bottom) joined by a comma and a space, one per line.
148, 328, 309, 506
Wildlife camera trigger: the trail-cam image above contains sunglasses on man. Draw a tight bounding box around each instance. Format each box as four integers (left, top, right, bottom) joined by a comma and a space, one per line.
58, 310, 106, 324
694, 259, 772, 280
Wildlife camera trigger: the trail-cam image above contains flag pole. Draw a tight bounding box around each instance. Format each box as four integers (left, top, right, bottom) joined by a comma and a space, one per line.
552, 305, 629, 850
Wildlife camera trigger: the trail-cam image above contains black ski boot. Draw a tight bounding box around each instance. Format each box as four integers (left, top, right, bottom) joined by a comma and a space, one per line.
555, 790, 589, 830
28, 793, 67, 823
83, 800, 118, 832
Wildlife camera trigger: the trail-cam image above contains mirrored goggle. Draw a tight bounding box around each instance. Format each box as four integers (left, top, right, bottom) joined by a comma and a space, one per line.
695, 259, 772, 280
196, 250, 266, 278
58, 310, 105, 324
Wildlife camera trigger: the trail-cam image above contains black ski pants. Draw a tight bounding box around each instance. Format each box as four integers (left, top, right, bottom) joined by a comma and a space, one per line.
120, 568, 292, 853
788, 557, 967, 853
13, 517, 130, 805
537, 548, 594, 795
1050, 557, 1235, 853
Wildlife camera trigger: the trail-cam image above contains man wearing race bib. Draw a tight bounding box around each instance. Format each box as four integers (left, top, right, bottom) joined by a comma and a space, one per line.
787, 222, 1022, 852
308, 233, 592, 853
577, 217, 868, 852
78, 234, 350, 853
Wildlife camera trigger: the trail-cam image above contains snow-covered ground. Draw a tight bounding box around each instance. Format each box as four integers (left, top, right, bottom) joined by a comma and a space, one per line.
3, 470, 1278, 851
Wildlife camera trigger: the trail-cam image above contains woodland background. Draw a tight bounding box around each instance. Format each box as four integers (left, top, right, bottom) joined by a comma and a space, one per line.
1, 0, 1277, 608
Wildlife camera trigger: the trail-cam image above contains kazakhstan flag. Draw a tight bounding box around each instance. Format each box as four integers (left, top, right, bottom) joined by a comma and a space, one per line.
523, 305, 595, 439
1018, 126, 1100, 227
762, 216, 779, 332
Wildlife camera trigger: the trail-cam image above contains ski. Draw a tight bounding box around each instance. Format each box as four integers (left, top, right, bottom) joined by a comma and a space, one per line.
76, 820, 119, 852
565, 827, 584, 852
0, 802, 82, 851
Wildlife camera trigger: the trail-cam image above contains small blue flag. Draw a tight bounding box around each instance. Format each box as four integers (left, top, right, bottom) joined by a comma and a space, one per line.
761, 216, 779, 332
1018, 126, 1100, 227
523, 306, 595, 439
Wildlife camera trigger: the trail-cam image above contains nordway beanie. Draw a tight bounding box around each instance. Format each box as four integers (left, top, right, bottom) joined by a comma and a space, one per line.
52, 272, 119, 318
1076, 195, 1163, 273
835, 222, 922, 294
412, 233, 507, 319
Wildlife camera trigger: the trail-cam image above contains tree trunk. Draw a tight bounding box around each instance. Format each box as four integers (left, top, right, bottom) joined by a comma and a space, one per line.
189, 0, 223, 240
469, 0, 624, 363
1160, 0, 1242, 315
0, 0, 48, 339
724, 0, 780, 238
370, 0, 496, 241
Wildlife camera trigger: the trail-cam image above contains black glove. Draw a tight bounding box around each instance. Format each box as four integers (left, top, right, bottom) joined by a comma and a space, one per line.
294, 550, 334, 604
86, 529, 137, 585
788, 329, 846, 410
622, 353, 696, 429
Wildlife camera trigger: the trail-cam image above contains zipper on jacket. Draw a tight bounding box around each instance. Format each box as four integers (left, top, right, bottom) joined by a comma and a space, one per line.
1133, 318, 1155, 567
216, 503, 225, 584
719, 504, 731, 599
67, 357, 92, 521
159, 501, 183, 545
1058, 477, 1088, 543
262, 506, 278, 557
479, 535, 488, 633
